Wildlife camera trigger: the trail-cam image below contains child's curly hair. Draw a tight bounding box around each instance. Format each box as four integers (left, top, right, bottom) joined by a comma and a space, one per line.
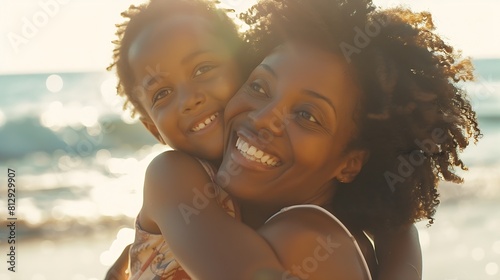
108, 0, 248, 118
241, 0, 481, 230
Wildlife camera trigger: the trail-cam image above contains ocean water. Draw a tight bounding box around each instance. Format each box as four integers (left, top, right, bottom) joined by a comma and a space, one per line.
0, 59, 499, 279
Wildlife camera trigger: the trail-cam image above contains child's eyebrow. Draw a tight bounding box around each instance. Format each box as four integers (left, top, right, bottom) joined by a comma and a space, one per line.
144, 75, 163, 90
181, 49, 214, 65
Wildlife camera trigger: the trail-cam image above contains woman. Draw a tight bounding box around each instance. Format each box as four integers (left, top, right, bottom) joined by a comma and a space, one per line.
154, 0, 479, 279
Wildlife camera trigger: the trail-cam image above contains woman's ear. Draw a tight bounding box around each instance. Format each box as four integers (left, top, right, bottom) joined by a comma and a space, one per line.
140, 116, 165, 144
336, 150, 370, 183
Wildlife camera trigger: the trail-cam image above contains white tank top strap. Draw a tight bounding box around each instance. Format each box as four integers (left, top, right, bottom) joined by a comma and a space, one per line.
266, 204, 372, 280
195, 158, 216, 182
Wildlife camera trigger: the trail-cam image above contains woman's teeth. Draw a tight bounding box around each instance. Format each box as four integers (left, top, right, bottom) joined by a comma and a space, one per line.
192, 113, 218, 132
236, 138, 280, 167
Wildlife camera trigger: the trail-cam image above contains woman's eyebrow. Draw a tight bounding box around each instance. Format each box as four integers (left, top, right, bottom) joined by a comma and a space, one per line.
302, 89, 337, 116
259, 63, 278, 78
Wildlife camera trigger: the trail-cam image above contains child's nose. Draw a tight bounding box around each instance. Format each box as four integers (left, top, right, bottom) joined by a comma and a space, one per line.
179, 86, 206, 113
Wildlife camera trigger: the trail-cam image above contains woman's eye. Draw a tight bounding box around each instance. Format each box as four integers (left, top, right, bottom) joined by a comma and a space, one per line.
152, 88, 173, 104
249, 82, 267, 96
299, 111, 318, 123
194, 65, 215, 77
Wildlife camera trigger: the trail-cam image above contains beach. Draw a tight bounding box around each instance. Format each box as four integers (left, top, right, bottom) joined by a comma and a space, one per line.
0, 61, 499, 279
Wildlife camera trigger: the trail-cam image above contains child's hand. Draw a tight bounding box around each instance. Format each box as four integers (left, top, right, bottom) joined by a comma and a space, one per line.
372, 224, 422, 280
104, 244, 131, 280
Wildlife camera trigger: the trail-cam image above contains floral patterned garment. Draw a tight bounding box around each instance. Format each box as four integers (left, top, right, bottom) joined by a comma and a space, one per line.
129, 159, 238, 280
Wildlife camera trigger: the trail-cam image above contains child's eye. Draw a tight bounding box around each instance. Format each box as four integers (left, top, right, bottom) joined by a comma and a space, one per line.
249, 81, 268, 96
298, 111, 318, 123
194, 65, 215, 77
152, 88, 173, 104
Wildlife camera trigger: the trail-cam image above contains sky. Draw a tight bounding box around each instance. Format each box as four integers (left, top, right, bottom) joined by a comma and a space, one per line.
1, 0, 499, 74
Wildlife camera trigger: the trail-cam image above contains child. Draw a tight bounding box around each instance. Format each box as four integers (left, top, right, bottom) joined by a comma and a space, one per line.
106, 0, 248, 278
105, 0, 425, 279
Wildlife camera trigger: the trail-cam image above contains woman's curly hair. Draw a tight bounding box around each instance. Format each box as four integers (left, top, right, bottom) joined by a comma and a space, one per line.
107, 0, 249, 118
241, 0, 481, 230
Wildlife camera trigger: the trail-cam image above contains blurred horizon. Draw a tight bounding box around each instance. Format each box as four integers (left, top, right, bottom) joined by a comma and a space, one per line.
1, 0, 500, 75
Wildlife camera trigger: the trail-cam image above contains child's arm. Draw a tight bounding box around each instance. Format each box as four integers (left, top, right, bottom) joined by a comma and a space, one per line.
142, 151, 285, 279
372, 224, 422, 280
104, 244, 130, 280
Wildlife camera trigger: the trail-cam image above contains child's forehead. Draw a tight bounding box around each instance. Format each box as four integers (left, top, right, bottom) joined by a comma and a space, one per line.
129, 15, 221, 59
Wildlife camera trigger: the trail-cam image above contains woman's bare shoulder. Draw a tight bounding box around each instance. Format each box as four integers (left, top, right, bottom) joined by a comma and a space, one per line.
257, 206, 371, 280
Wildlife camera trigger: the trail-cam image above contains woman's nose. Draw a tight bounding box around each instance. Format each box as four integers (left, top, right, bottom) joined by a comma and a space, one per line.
247, 102, 287, 137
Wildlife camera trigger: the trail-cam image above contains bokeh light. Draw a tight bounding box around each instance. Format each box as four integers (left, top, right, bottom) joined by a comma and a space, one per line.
486, 262, 499, 276
46, 74, 64, 93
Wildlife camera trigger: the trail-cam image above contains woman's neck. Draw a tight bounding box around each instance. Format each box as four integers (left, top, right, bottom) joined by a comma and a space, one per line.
237, 183, 338, 230
238, 201, 281, 230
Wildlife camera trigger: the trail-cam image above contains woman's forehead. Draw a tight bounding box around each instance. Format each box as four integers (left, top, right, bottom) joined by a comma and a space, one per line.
261, 42, 352, 83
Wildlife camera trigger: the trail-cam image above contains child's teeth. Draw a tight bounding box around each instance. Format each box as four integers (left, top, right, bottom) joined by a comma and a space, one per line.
261, 155, 270, 163
192, 113, 218, 132
254, 150, 264, 159
241, 142, 249, 152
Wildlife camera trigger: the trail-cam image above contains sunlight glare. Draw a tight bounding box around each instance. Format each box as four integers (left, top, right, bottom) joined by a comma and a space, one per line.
40, 101, 64, 130
100, 227, 135, 266
18, 198, 44, 225
418, 229, 430, 249
100, 77, 123, 112
121, 111, 139, 124
0, 109, 5, 127
79, 106, 99, 127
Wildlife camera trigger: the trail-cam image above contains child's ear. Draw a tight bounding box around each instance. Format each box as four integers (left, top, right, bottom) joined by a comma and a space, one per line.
335, 149, 370, 183
140, 117, 165, 144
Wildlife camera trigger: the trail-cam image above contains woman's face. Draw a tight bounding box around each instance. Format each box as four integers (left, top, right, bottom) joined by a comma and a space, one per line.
218, 42, 365, 208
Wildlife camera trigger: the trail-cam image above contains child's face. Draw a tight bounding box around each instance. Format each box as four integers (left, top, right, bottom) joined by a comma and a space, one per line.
128, 15, 243, 161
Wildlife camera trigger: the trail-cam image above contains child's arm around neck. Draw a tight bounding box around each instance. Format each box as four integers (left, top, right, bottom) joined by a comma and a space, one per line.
140, 150, 285, 279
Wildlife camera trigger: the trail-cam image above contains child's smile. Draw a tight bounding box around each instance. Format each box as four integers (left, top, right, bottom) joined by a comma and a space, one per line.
190, 112, 219, 132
